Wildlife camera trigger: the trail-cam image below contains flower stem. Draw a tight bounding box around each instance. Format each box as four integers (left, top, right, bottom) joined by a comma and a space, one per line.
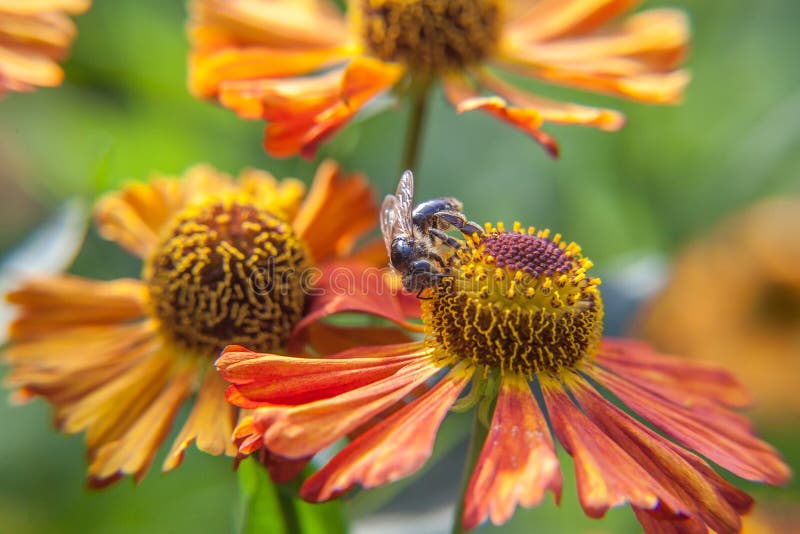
401, 76, 432, 173
451, 406, 491, 534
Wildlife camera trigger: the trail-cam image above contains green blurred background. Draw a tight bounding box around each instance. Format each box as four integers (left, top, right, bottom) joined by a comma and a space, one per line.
1, 0, 798, 532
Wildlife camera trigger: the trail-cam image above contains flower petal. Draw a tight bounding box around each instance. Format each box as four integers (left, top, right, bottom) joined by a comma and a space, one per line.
4, 321, 156, 404
443, 74, 560, 158
57, 343, 175, 450
192, 47, 350, 101
506, 0, 640, 42
163, 367, 238, 472
463, 374, 562, 530
0, 1, 88, 92
303, 322, 413, 356
292, 160, 378, 263
591, 366, 791, 485
542, 382, 684, 519
93, 166, 235, 258
217, 341, 428, 407
258, 357, 440, 458
6, 275, 147, 340
300, 365, 472, 501
88, 362, 196, 487
500, 9, 690, 104
291, 262, 422, 350
241, 57, 402, 159
478, 69, 625, 131
596, 338, 753, 408
574, 379, 752, 533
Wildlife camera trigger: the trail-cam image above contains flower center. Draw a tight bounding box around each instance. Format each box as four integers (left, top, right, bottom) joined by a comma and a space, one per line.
359, 0, 503, 73
146, 198, 310, 354
422, 224, 604, 378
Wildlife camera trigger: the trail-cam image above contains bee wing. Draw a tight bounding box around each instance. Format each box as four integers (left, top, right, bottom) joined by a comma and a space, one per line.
380, 194, 400, 254
394, 170, 415, 224
380, 171, 416, 254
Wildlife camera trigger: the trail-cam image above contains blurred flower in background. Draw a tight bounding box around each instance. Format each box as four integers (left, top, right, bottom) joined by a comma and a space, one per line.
3, 161, 383, 487
188, 0, 689, 159
218, 223, 790, 533
639, 197, 800, 423
0, 0, 90, 94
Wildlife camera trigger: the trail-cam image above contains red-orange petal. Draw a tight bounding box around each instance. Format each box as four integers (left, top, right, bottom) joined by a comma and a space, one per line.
302, 322, 413, 356
596, 338, 753, 408
463, 374, 562, 530
226, 57, 402, 159
591, 366, 791, 485
300, 365, 472, 501
216, 341, 427, 408
292, 264, 422, 348
291, 160, 378, 263
574, 378, 752, 533
442, 73, 560, 158
542, 382, 686, 519
478, 69, 625, 131
258, 357, 440, 459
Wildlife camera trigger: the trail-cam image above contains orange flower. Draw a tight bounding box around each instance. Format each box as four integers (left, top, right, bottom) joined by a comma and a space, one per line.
188, 0, 689, 158
0, 0, 90, 94
218, 223, 790, 533
3, 161, 413, 487
639, 198, 800, 422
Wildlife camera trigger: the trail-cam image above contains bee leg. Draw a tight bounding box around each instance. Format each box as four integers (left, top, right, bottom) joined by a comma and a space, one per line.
436, 211, 483, 236
428, 251, 447, 267
460, 221, 483, 236
416, 287, 433, 300
428, 228, 461, 249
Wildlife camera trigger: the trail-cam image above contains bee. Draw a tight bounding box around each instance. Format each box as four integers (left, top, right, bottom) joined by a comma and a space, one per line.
380, 170, 483, 297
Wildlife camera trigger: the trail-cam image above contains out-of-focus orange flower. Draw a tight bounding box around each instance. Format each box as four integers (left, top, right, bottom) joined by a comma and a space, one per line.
188, 0, 689, 158
218, 223, 789, 533
3, 161, 416, 487
0, 0, 90, 93
640, 198, 800, 422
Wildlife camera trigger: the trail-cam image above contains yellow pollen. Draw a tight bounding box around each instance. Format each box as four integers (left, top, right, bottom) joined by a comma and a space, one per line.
422, 225, 604, 378
146, 197, 310, 354
359, 0, 503, 73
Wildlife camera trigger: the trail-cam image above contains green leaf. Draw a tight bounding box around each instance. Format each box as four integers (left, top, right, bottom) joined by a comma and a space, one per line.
237, 458, 347, 534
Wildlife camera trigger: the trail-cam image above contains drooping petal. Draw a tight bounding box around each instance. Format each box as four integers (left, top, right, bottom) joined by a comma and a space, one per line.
5, 322, 157, 404
0, 0, 89, 93
505, 0, 640, 42
478, 69, 625, 131
292, 160, 378, 263
88, 361, 196, 486
542, 382, 686, 519
574, 378, 752, 534
6, 276, 147, 339
258, 357, 440, 459
442, 73, 559, 158
463, 374, 562, 530
596, 338, 752, 408
291, 262, 423, 350
499, 9, 690, 104
57, 343, 175, 450
227, 57, 402, 159
163, 367, 238, 472
300, 365, 472, 501
302, 322, 413, 356
188, 0, 351, 97
216, 341, 428, 407
591, 366, 791, 486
